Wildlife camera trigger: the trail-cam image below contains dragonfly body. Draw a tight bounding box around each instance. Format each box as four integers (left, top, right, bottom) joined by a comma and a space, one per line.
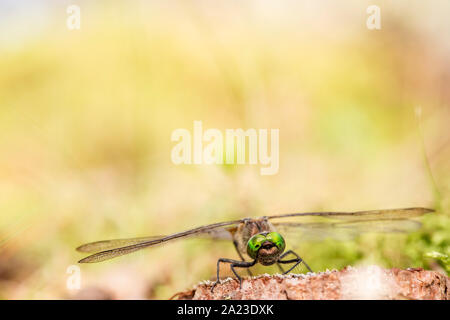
76, 207, 433, 290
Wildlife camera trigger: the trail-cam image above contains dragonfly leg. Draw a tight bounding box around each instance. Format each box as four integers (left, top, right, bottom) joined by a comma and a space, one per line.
211, 258, 256, 292
233, 240, 253, 276
277, 250, 313, 274
276, 263, 286, 274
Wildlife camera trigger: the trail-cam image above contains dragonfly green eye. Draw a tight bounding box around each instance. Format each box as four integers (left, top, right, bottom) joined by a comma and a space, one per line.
247, 234, 266, 259
246, 232, 286, 259
266, 232, 286, 252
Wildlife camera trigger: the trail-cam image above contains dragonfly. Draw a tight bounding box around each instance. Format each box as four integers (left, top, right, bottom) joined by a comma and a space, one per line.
76, 207, 433, 291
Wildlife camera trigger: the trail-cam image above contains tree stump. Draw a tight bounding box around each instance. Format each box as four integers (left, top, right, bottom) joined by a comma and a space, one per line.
174, 266, 449, 300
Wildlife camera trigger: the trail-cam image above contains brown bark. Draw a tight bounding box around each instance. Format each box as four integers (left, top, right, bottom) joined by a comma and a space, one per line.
174, 266, 449, 300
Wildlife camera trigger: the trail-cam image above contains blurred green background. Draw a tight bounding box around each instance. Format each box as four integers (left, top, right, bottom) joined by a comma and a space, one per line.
0, 0, 449, 299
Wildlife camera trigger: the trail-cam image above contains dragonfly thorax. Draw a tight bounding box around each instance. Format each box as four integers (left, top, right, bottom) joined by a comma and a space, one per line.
246, 232, 286, 265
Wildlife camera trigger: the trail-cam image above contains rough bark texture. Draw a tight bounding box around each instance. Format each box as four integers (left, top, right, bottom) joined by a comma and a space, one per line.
174, 266, 449, 300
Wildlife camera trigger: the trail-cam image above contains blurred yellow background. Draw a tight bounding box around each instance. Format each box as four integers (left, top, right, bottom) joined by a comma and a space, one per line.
0, 0, 449, 299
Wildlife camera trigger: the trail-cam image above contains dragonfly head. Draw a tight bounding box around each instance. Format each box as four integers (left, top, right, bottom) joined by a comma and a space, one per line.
247, 232, 286, 265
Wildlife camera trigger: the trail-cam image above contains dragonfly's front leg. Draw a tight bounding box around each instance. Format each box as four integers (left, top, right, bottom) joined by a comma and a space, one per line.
211, 258, 256, 292
277, 250, 313, 274
276, 262, 286, 274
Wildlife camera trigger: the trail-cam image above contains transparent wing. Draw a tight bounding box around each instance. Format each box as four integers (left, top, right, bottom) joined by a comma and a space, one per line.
76, 228, 233, 253
274, 219, 424, 241
77, 219, 241, 263
270, 207, 433, 242
267, 207, 433, 221
76, 236, 165, 253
